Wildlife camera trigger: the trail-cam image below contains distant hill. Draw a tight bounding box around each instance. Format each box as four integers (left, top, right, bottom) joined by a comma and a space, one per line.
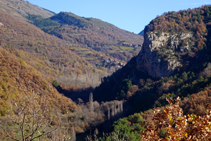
138, 30, 144, 36
0, 0, 143, 78
28, 12, 144, 62
0, 0, 54, 21
0, 0, 144, 78
0, 10, 109, 90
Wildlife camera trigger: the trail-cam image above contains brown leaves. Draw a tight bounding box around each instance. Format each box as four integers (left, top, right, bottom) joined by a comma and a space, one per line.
141, 97, 211, 140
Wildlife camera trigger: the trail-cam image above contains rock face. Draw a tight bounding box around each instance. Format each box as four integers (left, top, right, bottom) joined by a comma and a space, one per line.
137, 30, 193, 78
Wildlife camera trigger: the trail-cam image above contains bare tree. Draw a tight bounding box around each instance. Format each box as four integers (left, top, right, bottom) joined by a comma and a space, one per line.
70, 127, 76, 141
0, 78, 60, 141
89, 92, 94, 113
0, 91, 59, 141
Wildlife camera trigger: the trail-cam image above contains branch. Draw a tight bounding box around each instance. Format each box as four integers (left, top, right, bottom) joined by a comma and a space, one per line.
20, 113, 26, 141
0, 125, 19, 141
30, 126, 58, 141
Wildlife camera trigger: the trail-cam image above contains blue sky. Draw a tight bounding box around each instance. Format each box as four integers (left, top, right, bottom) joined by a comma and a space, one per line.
27, 0, 210, 34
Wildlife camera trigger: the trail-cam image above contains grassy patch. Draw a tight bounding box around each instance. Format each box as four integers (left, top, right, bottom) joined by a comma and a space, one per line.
74, 47, 89, 51
82, 51, 92, 56
120, 46, 134, 50
84, 57, 96, 60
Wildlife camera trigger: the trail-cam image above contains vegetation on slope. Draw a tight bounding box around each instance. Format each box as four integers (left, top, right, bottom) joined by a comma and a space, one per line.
93, 5, 211, 140
0, 0, 54, 21
27, 12, 143, 62
0, 10, 109, 90
0, 47, 77, 140
0, 48, 105, 140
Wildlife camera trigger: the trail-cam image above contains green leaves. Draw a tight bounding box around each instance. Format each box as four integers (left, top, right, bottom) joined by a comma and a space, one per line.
98, 113, 144, 141
52, 80, 59, 87
117, 79, 132, 97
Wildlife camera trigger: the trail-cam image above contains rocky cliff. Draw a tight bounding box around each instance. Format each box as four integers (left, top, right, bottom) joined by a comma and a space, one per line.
137, 29, 193, 78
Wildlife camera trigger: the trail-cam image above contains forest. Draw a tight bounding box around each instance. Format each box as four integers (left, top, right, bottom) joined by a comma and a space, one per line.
91, 4, 211, 140
0, 0, 211, 140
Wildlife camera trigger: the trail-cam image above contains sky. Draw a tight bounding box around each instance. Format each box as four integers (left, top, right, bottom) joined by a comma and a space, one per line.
26, 0, 210, 34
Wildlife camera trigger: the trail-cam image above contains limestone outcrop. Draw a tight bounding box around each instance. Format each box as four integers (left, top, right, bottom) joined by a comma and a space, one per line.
137, 30, 193, 78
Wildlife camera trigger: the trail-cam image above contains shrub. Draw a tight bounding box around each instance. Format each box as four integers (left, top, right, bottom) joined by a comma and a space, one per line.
52, 80, 59, 87
141, 97, 211, 140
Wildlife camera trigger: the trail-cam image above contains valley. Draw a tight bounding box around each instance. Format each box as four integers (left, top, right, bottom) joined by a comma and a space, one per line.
0, 0, 211, 140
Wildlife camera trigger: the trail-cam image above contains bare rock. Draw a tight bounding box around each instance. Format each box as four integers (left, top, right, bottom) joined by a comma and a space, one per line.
137, 31, 193, 78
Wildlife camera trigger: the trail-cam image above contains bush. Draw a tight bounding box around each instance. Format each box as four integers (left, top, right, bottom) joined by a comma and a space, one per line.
141, 97, 211, 140
97, 114, 144, 141
52, 80, 59, 87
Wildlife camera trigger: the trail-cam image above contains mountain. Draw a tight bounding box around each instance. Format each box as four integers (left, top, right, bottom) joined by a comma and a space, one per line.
136, 7, 209, 78
0, 0, 144, 81
0, 10, 109, 91
0, 9, 109, 140
27, 12, 144, 62
0, 0, 143, 140
93, 5, 211, 140
0, 0, 54, 21
0, 0, 145, 85
95, 4, 211, 112
5, 0, 211, 140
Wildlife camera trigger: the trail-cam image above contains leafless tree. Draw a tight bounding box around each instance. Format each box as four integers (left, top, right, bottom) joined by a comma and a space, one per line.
89, 92, 94, 112
0, 78, 60, 141
0, 91, 59, 141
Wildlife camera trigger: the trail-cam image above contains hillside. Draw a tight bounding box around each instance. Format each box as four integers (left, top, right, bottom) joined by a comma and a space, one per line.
0, 10, 116, 92
95, 4, 211, 104
0, 0, 144, 86
0, 0, 54, 21
3, 0, 211, 140
138, 30, 144, 36
0, 47, 77, 140
28, 12, 144, 62
93, 5, 211, 140
0, 0, 144, 74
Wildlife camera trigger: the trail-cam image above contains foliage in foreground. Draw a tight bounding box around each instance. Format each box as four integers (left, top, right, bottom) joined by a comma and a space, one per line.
142, 97, 211, 140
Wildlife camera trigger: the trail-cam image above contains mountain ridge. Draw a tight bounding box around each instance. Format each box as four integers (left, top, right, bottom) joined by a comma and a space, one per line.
28, 11, 144, 62
0, 0, 54, 21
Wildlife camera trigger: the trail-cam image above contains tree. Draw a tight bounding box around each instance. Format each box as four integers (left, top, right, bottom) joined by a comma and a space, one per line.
181, 71, 188, 81
117, 79, 132, 97
52, 80, 59, 87
89, 92, 94, 112
0, 89, 60, 141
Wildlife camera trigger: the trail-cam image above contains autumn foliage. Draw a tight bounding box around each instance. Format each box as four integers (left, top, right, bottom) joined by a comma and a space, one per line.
142, 97, 211, 140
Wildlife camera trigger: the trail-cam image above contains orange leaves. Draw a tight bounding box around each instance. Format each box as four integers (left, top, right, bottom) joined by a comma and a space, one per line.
141, 97, 211, 140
